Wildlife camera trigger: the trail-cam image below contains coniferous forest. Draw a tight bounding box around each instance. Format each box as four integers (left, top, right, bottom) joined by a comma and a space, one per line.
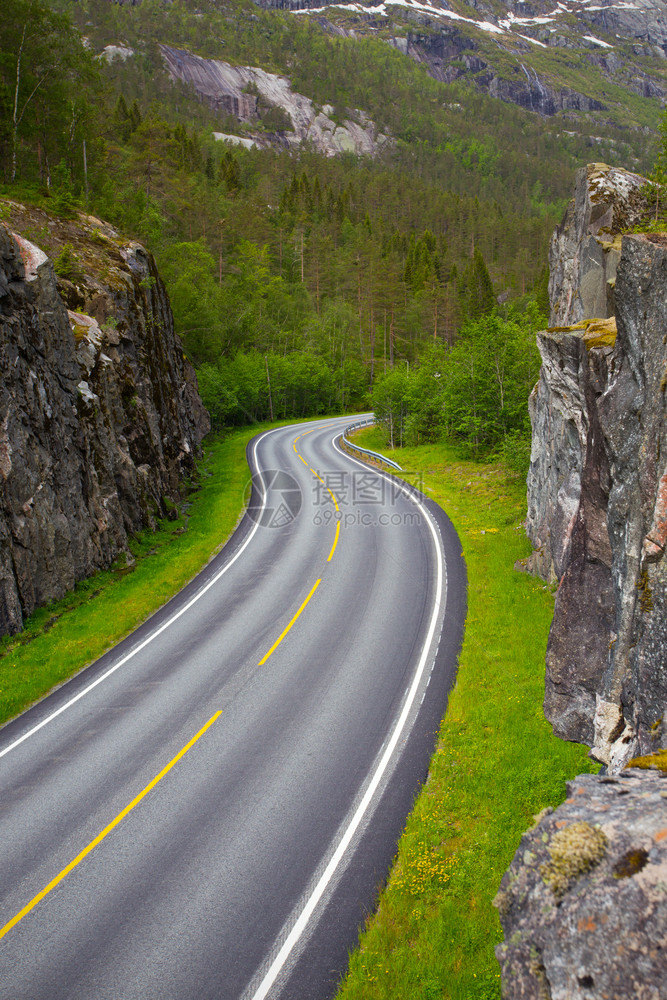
0, 0, 660, 465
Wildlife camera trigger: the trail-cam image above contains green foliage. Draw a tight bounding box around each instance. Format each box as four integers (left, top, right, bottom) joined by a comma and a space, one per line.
440, 307, 542, 453
53, 241, 84, 282
0, 0, 596, 422
0, 0, 654, 442
372, 364, 410, 447
259, 103, 293, 133
648, 103, 667, 221
50, 161, 78, 217
198, 349, 366, 427
458, 248, 495, 321
0, 0, 100, 186
157, 238, 227, 361
372, 304, 543, 460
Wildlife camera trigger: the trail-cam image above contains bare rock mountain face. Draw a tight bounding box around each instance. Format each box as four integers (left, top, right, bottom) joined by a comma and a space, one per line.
159, 44, 390, 157
0, 204, 209, 636
251, 0, 667, 118
496, 163, 667, 1000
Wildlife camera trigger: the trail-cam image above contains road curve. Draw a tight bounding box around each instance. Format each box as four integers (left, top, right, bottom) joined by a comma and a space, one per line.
0, 415, 466, 1000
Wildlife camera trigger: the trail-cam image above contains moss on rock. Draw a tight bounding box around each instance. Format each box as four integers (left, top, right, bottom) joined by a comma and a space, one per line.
540, 821, 608, 898
625, 749, 667, 772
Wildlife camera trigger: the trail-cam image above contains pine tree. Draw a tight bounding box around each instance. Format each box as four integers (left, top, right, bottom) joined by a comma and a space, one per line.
128, 100, 142, 132
458, 247, 495, 320
114, 95, 131, 142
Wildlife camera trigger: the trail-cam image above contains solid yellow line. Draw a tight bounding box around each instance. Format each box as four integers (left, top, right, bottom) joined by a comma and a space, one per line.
327, 520, 340, 562
327, 488, 340, 513
258, 579, 321, 666
0, 710, 222, 942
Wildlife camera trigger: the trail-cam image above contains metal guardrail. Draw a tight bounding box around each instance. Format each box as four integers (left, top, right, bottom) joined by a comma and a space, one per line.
341, 417, 403, 471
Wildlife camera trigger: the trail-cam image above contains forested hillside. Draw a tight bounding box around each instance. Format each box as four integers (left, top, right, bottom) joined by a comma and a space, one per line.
0, 0, 661, 458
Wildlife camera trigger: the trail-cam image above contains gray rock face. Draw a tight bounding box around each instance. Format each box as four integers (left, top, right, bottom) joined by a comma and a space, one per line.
0, 207, 209, 635
388, 26, 613, 117
599, 232, 667, 766
526, 164, 646, 589
548, 164, 648, 328
524, 164, 667, 768
495, 769, 667, 1000
160, 45, 390, 157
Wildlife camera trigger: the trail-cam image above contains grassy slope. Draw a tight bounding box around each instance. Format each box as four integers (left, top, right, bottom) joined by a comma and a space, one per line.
0, 424, 277, 727
336, 428, 596, 1000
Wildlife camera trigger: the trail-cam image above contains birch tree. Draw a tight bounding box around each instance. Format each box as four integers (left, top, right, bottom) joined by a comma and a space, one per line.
1, 0, 93, 182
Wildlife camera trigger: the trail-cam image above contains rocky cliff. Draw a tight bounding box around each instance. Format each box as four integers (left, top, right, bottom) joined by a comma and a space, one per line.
525, 163, 667, 771
496, 162, 667, 999
159, 45, 390, 157
0, 203, 209, 636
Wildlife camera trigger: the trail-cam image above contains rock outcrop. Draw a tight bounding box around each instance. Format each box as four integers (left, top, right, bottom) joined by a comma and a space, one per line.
159, 45, 390, 157
0, 203, 209, 635
524, 163, 667, 770
393, 29, 609, 117
495, 768, 667, 1000
497, 161, 667, 999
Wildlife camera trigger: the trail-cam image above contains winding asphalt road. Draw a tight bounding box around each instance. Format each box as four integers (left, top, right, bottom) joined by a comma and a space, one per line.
0, 415, 466, 1000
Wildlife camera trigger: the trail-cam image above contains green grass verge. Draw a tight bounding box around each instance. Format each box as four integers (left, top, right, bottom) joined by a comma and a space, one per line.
336, 427, 597, 1000
0, 423, 284, 727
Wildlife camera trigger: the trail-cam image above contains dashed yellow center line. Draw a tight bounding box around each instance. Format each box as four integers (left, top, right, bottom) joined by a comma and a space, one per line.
0, 710, 222, 942
327, 520, 340, 562
258, 578, 322, 666
293, 435, 341, 565
276, 427, 343, 651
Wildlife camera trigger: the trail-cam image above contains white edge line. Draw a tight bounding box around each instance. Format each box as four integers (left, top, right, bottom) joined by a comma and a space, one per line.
0, 425, 287, 761
249, 433, 445, 1000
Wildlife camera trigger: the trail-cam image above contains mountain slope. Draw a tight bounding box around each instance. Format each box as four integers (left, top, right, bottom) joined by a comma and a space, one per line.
252, 0, 667, 123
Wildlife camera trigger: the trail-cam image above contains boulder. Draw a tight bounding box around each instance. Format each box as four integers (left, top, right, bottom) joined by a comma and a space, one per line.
495, 768, 667, 1000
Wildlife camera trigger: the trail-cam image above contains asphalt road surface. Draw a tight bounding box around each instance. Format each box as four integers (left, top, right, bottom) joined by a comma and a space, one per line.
0, 415, 466, 1000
